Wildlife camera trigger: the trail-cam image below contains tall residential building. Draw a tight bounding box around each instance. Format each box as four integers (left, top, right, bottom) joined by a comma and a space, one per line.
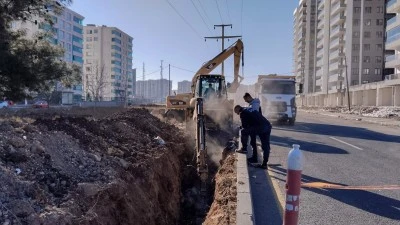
177, 80, 192, 94
385, 0, 400, 78
294, 0, 385, 95
12, 7, 85, 103
136, 79, 172, 100
83, 25, 134, 101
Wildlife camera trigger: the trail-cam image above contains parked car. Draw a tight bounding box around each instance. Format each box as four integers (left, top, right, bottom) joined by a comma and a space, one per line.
0, 101, 8, 108
33, 100, 49, 108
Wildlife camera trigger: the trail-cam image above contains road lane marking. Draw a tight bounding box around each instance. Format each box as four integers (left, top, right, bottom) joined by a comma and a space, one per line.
329, 137, 363, 151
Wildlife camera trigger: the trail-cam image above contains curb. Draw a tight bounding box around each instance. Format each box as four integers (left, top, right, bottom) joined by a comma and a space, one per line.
300, 110, 400, 128
236, 153, 255, 225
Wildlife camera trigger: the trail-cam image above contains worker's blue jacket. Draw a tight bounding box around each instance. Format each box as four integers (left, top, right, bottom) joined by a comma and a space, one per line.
239, 107, 271, 133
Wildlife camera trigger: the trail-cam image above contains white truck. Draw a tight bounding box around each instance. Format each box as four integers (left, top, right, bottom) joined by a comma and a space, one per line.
255, 74, 299, 125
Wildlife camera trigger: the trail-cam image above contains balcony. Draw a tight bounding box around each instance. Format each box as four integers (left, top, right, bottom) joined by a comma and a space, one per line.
385, 54, 400, 68
318, 19, 325, 29
298, 33, 305, 42
317, 38, 324, 48
331, 2, 346, 16
330, 26, 345, 38
329, 61, 345, 72
297, 19, 306, 29
316, 77, 323, 86
316, 47, 324, 57
316, 68, 323, 78
329, 48, 344, 61
318, 0, 324, 10
316, 57, 324, 68
387, 16, 400, 32
330, 37, 344, 50
386, 33, 400, 50
317, 29, 324, 39
317, 10, 324, 20
331, 12, 345, 26
387, 0, 400, 14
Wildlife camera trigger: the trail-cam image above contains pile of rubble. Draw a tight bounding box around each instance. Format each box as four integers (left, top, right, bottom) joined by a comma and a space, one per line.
301, 106, 400, 119
0, 108, 188, 225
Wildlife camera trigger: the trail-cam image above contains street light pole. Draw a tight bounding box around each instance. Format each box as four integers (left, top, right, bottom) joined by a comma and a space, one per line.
344, 56, 351, 111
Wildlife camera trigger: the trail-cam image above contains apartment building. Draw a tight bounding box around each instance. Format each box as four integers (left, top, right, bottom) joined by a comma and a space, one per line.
177, 80, 192, 94
294, 0, 385, 95
83, 25, 134, 101
12, 7, 85, 102
136, 79, 172, 101
386, 0, 400, 78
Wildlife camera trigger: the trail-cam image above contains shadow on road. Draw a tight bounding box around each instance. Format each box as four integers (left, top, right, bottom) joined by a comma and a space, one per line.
273, 122, 400, 144
271, 135, 349, 154
269, 165, 400, 220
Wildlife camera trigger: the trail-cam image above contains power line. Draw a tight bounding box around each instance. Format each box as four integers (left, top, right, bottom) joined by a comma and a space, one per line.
197, 0, 214, 32
215, 0, 223, 24
165, 0, 203, 39
190, 0, 212, 35
225, 0, 232, 24
170, 65, 196, 73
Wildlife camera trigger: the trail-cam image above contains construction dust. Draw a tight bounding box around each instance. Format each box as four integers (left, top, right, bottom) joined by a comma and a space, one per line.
0, 107, 239, 225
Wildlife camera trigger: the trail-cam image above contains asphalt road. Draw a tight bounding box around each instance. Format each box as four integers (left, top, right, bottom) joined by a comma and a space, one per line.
250, 111, 400, 225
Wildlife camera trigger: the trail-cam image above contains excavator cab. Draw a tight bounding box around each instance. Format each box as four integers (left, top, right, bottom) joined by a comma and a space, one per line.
195, 74, 226, 99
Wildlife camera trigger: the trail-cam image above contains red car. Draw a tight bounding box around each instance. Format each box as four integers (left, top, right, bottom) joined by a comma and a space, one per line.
33, 100, 49, 108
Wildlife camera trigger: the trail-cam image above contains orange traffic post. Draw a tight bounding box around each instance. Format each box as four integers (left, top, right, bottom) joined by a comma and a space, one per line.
283, 144, 304, 225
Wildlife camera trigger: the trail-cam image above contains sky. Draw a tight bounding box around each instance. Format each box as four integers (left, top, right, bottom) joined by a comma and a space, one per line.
70, 0, 299, 89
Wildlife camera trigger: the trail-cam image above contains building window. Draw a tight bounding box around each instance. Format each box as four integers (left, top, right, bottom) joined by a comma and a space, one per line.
72, 55, 83, 63
59, 30, 65, 39
112, 30, 122, 37
65, 23, 71, 31
112, 45, 121, 51
94, 29, 98, 33
376, 56, 382, 63
364, 44, 370, 50
352, 68, 359, 75
352, 56, 359, 63
112, 67, 122, 73
112, 60, 122, 66
376, 19, 383, 26
86, 37, 92, 42
375, 68, 381, 75
363, 68, 370, 75
364, 32, 371, 38
86, 52, 93, 56
363, 56, 370, 63
72, 35, 83, 44
354, 7, 361, 13
353, 19, 360, 26
353, 32, 360, 38
112, 38, 122, 44
377, 7, 384, 13
72, 45, 82, 53
73, 26, 83, 34
112, 52, 122, 59
376, 44, 382, 51
66, 43, 71, 51
365, 7, 371, 13
352, 44, 359, 51
94, 37, 98, 41
364, 19, 371, 26
376, 31, 383, 38
86, 44, 92, 49
86, 30, 92, 34
351, 80, 358, 85
73, 16, 83, 25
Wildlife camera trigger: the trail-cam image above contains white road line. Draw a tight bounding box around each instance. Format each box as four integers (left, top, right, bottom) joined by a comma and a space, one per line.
329, 137, 363, 151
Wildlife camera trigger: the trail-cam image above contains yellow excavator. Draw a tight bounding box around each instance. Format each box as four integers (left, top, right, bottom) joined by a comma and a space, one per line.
165, 39, 244, 190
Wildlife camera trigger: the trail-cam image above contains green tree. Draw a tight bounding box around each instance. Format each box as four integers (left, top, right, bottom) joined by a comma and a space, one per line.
0, 0, 81, 101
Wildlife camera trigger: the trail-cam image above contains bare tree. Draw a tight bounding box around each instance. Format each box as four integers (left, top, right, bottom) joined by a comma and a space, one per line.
116, 72, 129, 107
85, 63, 108, 101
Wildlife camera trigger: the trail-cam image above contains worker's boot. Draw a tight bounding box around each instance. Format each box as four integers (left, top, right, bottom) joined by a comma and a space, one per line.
260, 161, 268, 169
247, 157, 258, 164
235, 148, 247, 154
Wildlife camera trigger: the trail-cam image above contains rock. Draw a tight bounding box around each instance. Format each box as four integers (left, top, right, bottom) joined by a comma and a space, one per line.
77, 183, 101, 197
0, 122, 13, 132
92, 154, 102, 162
8, 137, 26, 148
30, 143, 45, 155
119, 158, 131, 169
8, 199, 34, 218
23, 124, 35, 133
5, 145, 28, 163
61, 180, 67, 186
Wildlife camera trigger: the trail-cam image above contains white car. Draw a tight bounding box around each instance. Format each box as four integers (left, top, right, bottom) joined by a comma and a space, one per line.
0, 101, 8, 108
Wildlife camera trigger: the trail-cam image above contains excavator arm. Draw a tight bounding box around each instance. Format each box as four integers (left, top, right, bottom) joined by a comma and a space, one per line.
191, 39, 244, 94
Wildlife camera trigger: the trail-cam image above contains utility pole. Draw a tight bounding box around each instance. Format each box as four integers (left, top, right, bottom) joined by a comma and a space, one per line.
204, 24, 241, 75
160, 60, 164, 102
344, 56, 351, 111
142, 62, 145, 98
168, 64, 171, 96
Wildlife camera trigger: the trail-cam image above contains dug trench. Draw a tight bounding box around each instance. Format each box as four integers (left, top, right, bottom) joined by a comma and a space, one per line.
0, 107, 237, 225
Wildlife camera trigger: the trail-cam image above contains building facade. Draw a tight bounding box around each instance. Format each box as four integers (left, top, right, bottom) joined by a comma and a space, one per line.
12, 7, 85, 103
386, 0, 400, 78
294, 0, 386, 95
136, 79, 172, 101
83, 25, 134, 101
177, 80, 192, 94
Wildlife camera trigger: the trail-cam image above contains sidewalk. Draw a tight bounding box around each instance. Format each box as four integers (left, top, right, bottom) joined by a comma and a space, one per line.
299, 109, 400, 127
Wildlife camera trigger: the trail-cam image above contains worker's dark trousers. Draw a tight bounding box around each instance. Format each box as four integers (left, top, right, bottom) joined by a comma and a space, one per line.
241, 127, 271, 163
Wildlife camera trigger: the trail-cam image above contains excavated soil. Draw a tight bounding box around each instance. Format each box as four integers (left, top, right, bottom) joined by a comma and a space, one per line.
0, 107, 239, 225
0, 108, 189, 225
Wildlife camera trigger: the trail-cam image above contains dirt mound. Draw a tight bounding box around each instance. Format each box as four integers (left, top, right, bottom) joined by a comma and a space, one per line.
0, 108, 189, 225
203, 153, 237, 225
